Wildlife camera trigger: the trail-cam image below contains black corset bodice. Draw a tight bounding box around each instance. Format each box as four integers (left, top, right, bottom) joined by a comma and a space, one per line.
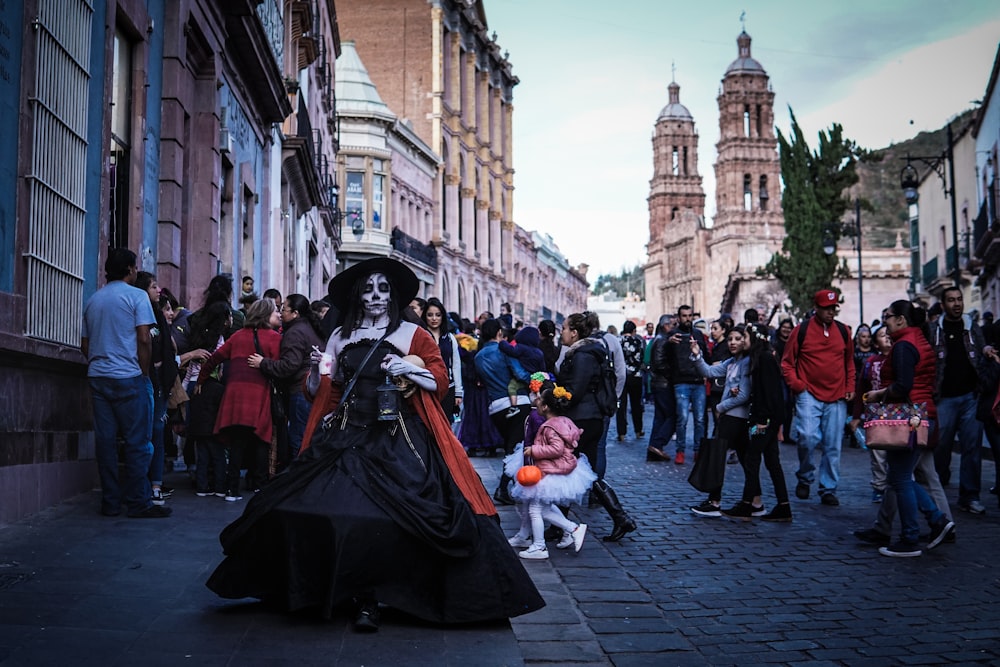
337, 339, 404, 418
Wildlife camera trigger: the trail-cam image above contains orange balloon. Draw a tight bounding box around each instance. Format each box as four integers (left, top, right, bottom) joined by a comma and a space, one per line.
516, 465, 543, 486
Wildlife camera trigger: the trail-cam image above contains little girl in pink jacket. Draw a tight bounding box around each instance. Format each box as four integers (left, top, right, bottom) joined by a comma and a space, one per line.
505, 378, 596, 560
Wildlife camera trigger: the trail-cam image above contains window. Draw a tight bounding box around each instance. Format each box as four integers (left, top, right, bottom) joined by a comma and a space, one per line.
683, 147, 689, 176
109, 27, 133, 250
759, 175, 769, 211
743, 174, 752, 211
671, 147, 679, 176
755, 104, 762, 137
372, 159, 384, 230
743, 105, 750, 137
346, 171, 365, 229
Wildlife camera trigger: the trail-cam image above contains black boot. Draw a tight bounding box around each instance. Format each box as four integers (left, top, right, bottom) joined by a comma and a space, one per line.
591, 480, 636, 542
493, 473, 514, 506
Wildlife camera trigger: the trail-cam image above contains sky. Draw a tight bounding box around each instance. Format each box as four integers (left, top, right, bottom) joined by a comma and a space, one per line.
485, 0, 1000, 278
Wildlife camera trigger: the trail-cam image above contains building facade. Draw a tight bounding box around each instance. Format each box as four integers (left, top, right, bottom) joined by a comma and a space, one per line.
644, 78, 707, 318
973, 47, 1000, 315
644, 31, 785, 322
0, 0, 341, 523
334, 0, 587, 321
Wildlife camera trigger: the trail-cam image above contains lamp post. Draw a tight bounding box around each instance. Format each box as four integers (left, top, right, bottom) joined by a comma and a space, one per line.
329, 181, 364, 239
822, 198, 864, 324
900, 123, 961, 285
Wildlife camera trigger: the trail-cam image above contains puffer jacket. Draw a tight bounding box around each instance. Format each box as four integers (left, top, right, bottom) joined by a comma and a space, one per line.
558, 337, 606, 422
531, 415, 580, 475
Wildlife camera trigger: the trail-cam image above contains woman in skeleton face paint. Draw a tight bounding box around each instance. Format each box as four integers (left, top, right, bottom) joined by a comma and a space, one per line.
206, 257, 544, 632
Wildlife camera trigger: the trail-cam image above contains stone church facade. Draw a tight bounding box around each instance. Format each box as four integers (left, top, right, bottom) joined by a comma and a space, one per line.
646, 31, 786, 321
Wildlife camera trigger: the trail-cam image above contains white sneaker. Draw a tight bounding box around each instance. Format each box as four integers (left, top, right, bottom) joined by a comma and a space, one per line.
518, 545, 548, 560
556, 531, 575, 549
572, 524, 587, 553
508, 534, 532, 548
224, 493, 243, 502
151, 488, 166, 506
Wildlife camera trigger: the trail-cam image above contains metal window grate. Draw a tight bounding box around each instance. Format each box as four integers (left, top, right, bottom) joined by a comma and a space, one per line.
24, 0, 92, 345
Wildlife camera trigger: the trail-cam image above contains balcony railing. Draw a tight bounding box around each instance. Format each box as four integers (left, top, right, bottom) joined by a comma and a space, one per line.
391, 228, 438, 269
922, 256, 938, 287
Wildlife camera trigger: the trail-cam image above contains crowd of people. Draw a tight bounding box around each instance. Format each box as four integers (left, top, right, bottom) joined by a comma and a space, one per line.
81, 250, 1000, 631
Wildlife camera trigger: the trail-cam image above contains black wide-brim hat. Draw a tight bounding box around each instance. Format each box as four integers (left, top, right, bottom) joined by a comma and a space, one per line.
327, 257, 420, 312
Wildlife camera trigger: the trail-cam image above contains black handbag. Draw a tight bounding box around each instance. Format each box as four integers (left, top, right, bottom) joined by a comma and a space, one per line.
253, 328, 286, 424
687, 437, 728, 492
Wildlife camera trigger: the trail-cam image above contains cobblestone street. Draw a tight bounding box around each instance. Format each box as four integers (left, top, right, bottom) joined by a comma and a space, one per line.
1, 407, 999, 666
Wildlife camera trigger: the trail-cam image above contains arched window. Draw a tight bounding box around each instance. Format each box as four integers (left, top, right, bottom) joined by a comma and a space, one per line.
759, 175, 769, 211
743, 174, 752, 211
743, 105, 751, 137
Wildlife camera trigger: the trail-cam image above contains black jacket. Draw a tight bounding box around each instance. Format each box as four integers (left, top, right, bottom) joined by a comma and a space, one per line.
259, 316, 324, 395
558, 338, 606, 422
649, 333, 671, 390
666, 327, 708, 385
748, 353, 785, 426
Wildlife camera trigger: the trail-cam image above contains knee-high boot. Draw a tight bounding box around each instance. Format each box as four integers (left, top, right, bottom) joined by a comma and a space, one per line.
591, 479, 636, 542
493, 473, 514, 506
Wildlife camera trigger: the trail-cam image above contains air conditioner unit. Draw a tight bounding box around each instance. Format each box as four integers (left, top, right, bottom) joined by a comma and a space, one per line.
220, 127, 233, 154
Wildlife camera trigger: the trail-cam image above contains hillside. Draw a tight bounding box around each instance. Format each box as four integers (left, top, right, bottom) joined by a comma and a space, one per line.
854, 108, 977, 248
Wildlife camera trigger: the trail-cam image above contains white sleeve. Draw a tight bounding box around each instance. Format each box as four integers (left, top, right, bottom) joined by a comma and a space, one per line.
450, 334, 464, 397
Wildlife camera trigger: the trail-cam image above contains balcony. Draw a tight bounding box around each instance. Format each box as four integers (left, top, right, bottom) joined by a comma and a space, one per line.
391, 228, 438, 270
224, 0, 291, 124
921, 257, 938, 287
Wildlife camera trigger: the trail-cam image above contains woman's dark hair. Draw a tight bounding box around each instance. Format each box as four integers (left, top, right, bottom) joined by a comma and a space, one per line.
888, 299, 930, 342
565, 312, 594, 340
538, 319, 556, 338
134, 271, 156, 297
338, 272, 402, 339
421, 297, 452, 334
310, 299, 330, 315
159, 287, 179, 310
411, 297, 427, 312
263, 288, 281, 301
745, 323, 773, 373
286, 293, 325, 339
719, 313, 735, 331
203, 275, 234, 307
189, 302, 232, 350
479, 318, 502, 348
622, 320, 636, 334
538, 383, 571, 416
778, 318, 793, 330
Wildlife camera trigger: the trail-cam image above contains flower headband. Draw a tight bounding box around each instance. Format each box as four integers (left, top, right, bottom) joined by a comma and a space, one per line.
528, 371, 552, 394
552, 385, 572, 401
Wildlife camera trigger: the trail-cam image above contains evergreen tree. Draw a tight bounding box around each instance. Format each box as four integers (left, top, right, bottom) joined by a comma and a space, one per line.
762, 108, 863, 316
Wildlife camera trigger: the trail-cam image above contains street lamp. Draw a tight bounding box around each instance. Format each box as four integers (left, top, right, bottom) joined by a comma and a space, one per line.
329, 181, 364, 239
899, 123, 961, 284
822, 199, 864, 324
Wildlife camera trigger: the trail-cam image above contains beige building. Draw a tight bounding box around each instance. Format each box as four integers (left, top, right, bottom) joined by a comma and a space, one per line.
336, 0, 587, 321
646, 31, 785, 322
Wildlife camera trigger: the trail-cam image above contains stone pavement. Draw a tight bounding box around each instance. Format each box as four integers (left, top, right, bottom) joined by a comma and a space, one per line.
2, 406, 1000, 666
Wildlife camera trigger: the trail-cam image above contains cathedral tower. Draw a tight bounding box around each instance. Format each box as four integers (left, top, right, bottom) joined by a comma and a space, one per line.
706, 31, 785, 315
644, 77, 706, 317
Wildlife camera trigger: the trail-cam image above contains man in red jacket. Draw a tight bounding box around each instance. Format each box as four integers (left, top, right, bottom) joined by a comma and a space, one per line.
781, 290, 855, 506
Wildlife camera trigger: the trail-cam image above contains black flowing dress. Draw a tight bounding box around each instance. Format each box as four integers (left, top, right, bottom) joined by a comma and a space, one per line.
206, 339, 544, 623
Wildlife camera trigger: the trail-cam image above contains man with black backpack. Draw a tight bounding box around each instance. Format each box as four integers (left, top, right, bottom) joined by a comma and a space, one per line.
781, 289, 855, 507
583, 312, 626, 481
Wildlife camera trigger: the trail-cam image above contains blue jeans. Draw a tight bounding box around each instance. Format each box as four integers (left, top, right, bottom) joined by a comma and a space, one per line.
887, 445, 946, 543
932, 392, 983, 504
596, 415, 611, 479
90, 375, 154, 514
149, 389, 167, 486
794, 390, 846, 495
649, 385, 676, 451
286, 391, 312, 458
674, 383, 706, 455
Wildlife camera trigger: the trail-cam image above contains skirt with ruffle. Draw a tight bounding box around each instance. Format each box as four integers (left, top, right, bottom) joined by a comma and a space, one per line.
503, 444, 597, 505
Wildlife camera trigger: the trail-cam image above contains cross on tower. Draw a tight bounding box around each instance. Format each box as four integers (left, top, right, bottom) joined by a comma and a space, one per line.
740, 10, 746, 31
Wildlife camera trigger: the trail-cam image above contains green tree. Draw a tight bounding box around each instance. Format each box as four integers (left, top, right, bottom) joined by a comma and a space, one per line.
762, 108, 864, 316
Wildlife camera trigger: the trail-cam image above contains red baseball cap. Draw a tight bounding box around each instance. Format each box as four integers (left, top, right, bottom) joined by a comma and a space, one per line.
814, 289, 839, 308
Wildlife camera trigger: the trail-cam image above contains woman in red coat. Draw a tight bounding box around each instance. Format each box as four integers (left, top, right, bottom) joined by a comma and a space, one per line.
197, 299, 281, 500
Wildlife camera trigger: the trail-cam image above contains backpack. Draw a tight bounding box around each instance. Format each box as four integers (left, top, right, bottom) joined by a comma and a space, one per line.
795, 316, 850, 373
590, 334, 619, 417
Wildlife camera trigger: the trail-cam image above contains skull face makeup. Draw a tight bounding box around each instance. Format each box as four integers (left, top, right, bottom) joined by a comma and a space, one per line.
362, 272, 391, 318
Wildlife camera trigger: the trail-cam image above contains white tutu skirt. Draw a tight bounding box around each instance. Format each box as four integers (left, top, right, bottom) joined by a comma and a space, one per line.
503, 443, 597, 505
